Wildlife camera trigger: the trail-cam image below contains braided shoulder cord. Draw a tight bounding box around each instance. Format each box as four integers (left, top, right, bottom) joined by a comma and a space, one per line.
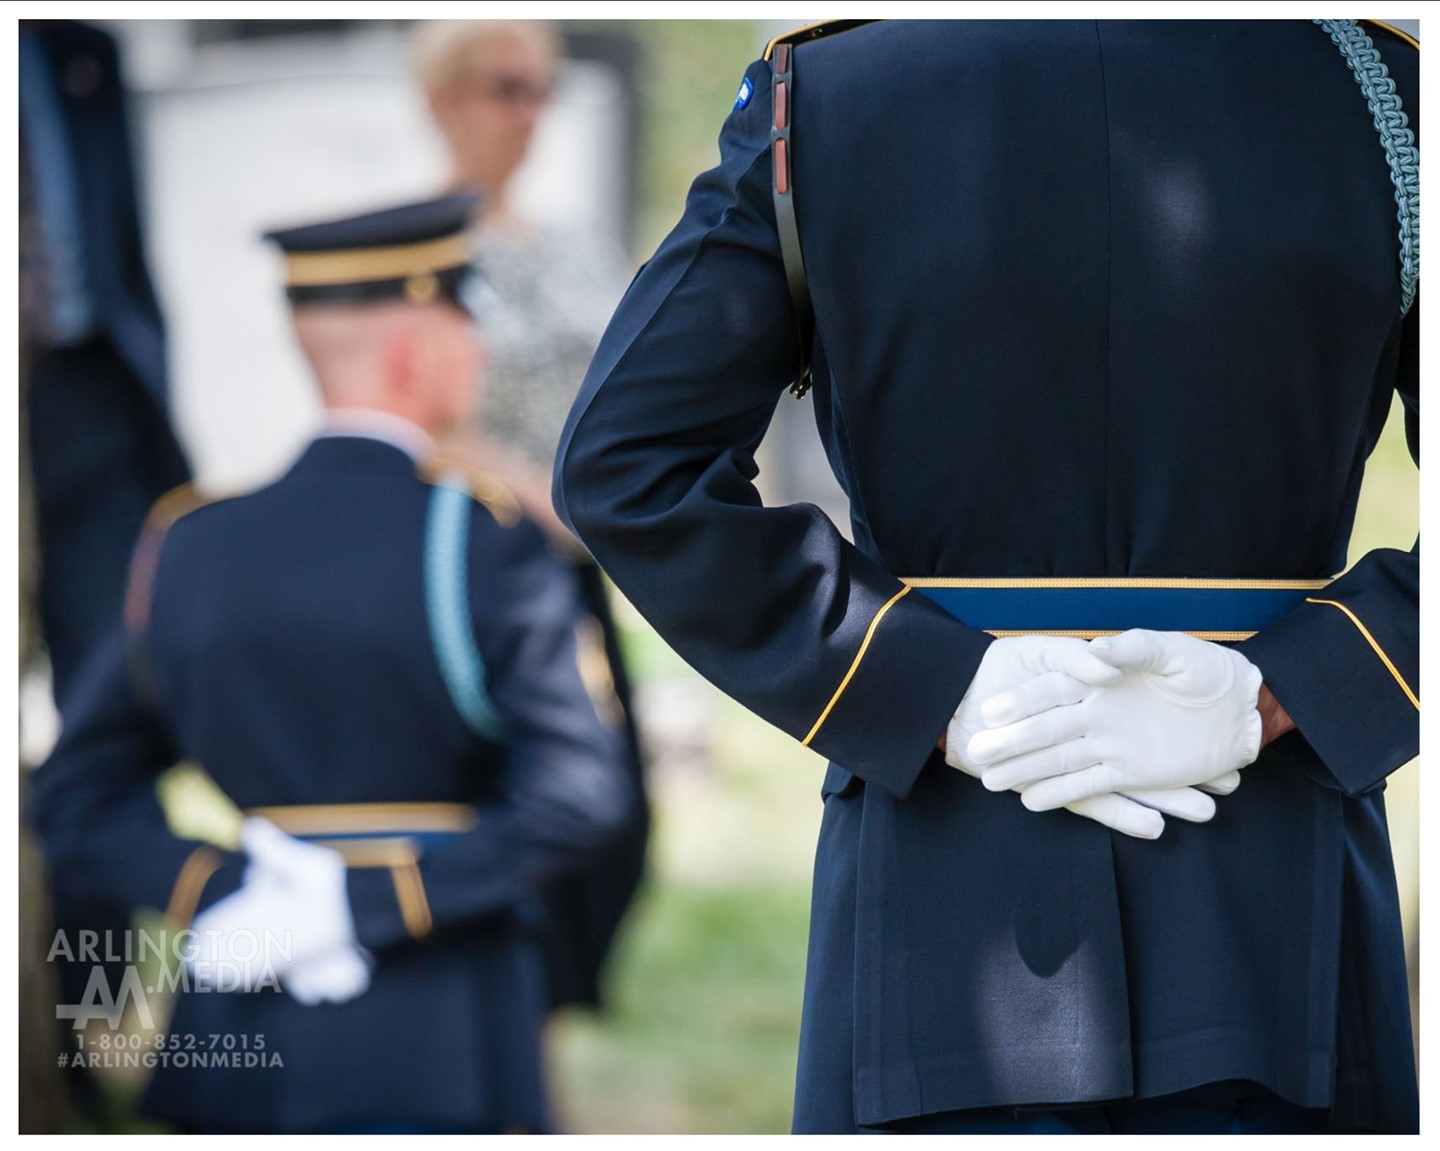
1314, 19, 1419, 316
425, 474, 506, 740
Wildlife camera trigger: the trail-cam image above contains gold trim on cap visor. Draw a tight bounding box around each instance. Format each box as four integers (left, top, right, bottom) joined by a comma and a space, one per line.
283, 234, 471, 288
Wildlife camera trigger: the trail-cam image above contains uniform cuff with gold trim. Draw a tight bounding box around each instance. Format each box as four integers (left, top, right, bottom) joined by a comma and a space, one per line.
199, 857, 245, 919
1237, 597, 1418, 796
346, 864, 432, 952
165, 846, 245, 928
802, 589, 994, 799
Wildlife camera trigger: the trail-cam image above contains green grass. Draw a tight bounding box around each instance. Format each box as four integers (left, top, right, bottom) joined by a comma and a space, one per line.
548, 683, 824, 1133
1346, 395, 1419, 566
628, 20, 765, 259
550, 881, 812, 1134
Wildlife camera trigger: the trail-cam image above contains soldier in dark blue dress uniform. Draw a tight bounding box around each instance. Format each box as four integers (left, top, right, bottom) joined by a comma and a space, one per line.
554, 19, 1418, 1134
20, 19, 193, 705
30, 194, 634, 1133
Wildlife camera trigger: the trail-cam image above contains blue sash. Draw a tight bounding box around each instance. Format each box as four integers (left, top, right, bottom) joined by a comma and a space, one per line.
905, 577, 1329, 640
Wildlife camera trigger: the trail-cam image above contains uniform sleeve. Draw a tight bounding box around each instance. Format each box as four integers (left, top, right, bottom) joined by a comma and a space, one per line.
551, 57, 992, 799
1238, 297, 1419, 796
27, 622, 244, 927
345, 516, 634, 952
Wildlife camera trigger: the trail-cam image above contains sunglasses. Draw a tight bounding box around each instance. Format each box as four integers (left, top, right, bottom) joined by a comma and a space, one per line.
456, 72, 553, 107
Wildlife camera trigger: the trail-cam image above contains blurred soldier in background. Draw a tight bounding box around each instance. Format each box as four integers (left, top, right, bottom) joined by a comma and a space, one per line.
30, 195, 634, 1133
19, 19, 192, 706
555, 18, 1418, 1134
20, 19, 194, 1126
415, 19, 649, 1012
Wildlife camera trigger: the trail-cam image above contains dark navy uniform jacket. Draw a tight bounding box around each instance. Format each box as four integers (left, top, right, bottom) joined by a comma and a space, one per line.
31, 433, 632, 1133
554, 20, 1418, 1134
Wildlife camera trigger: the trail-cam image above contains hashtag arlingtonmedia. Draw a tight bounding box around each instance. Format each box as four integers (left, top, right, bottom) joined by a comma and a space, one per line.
61, 1049, 285, 1071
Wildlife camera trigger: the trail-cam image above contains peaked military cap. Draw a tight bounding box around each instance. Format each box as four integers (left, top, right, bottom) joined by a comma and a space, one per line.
263, 192, 483, 315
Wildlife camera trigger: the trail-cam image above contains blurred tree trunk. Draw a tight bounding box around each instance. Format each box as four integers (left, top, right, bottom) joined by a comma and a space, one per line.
20, 359, 67, 1133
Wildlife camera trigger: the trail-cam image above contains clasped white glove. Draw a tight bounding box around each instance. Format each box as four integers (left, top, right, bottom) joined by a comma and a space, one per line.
968, 629, 1263, 814
185, 817, 371, 1005
281, 945, 373, 1008
945, 636, 1222, 839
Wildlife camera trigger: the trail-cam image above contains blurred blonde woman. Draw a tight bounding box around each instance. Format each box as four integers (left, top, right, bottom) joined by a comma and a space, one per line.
415, 19, 629, 538
413, 18, 647, 1019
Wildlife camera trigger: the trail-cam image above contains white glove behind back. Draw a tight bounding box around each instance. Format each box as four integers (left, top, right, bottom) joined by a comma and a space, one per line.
969, 629, 1262, 813
186, 818, 371, 1004
946, 636, 1220, 839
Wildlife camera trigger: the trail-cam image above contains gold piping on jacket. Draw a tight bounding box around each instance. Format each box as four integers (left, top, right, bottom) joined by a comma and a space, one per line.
901, 577, 1332, 591
389, 855, 434, 942
576, 615, 625, 727
1364, 20, 1420, 51
165, 846, 225, 928
983, 629, 1256, 642
764, 20, 831, 59
1305, 597, 1419, 709
308, 836, 424, 868
417, 457, 523, 528
802, 585, 912, 747
124, 484, 221, 634
244, 807, 450, 940
302, 835, 435, 942
283, 234, 470, 288
245, 802, 476, 837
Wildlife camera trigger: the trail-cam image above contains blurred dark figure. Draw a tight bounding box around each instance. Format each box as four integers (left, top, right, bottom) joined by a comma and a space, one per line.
20, 20, 192, 1130
415, 19, 649, 1012
20, 19, 192, 708
29, 195, 634, 1134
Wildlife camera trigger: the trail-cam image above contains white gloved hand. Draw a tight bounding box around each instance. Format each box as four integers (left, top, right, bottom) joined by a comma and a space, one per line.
945, 636, 1212, 839
967, 629, 1263, 814
185, 817, 371, 1004
282, 945, 373, 1007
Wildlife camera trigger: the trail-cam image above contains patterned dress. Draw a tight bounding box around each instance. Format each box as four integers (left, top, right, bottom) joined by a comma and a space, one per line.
468, 217, 648, 1010
469, 221, 631, 473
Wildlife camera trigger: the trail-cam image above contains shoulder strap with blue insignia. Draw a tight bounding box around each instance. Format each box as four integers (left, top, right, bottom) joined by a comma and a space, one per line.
424, 469, 506, 740
765, 20, 879, 398
1316, 19, 1419, 316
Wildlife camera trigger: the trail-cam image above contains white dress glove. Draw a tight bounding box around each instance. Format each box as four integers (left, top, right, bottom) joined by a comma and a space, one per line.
282, 945, 374, 1007
967, 629, 1262, 813
945, 636, 1217, 839
185, 817, 371, 1004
